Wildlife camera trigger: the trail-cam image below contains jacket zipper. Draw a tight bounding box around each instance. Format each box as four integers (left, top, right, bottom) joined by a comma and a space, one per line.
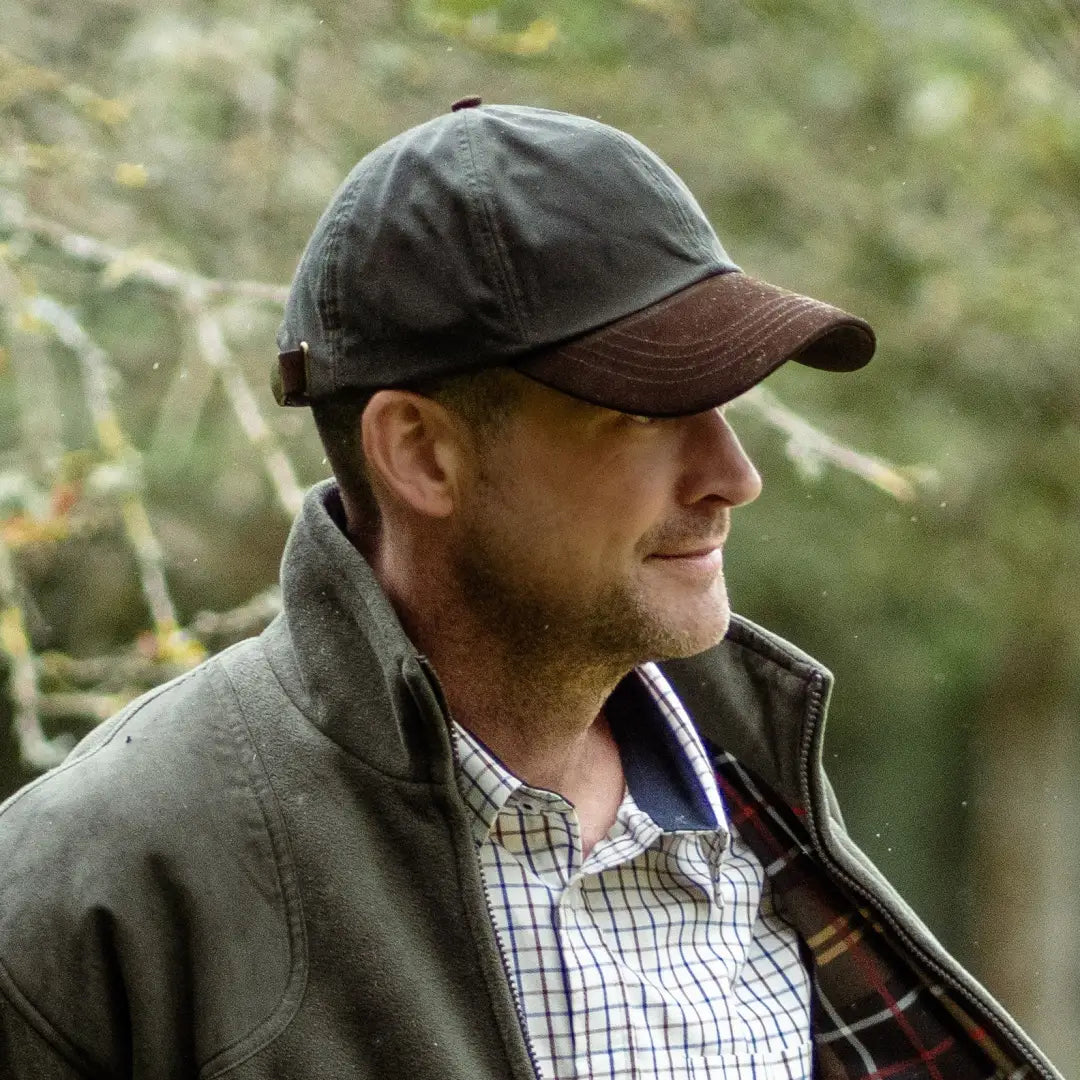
797, 675, 1060, 1080
414, 657, 545, 1080
477, 874, 545, 1080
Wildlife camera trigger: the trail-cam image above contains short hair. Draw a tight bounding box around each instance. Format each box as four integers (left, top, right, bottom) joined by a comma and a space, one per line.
310, 366, 525, 528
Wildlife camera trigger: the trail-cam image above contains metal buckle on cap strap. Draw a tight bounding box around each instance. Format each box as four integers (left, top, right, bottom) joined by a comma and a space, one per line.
273, 340, 311, 406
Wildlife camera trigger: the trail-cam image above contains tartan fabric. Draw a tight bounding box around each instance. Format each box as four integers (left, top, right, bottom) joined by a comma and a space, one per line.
710, 750, 1032, 1080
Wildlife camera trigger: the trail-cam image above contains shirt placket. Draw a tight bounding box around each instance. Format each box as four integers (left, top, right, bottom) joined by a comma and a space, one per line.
504, 788, 672, 1078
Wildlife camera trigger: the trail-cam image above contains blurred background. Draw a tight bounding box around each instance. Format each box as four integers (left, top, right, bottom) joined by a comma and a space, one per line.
1, 0, 1078, 1069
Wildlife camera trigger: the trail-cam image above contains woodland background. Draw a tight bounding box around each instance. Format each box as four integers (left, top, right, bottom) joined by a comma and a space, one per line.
1, 0, 1078, 1070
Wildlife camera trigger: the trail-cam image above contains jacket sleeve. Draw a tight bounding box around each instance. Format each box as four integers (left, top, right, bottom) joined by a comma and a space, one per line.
0, 994, 93, 1079
0, 662, 299, 1078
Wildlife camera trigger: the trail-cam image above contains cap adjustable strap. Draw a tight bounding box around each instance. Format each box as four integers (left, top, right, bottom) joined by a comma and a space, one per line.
273, 341, 310, 406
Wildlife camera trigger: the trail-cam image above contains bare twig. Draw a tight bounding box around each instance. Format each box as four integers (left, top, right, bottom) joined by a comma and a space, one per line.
188, 586, 281, 647
25, 295, 205, 663
0, 534, 70, 768
731, 385, 928, 501
38, 649, 191, 693
0, 263, 65, 483
38, 691, 132, 723
188, 300, 305, 517
37, 589, 279, 696
0, 196, 288, 304
30, 589, 281, 727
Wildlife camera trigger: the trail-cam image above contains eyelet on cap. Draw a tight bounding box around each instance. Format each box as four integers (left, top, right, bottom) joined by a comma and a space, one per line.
450, 95, 483, 112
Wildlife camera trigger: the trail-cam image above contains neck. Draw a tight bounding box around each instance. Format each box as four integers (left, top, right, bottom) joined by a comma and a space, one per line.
367, 529, 628, 825
428, 624, 623, 789
426, 623, 629, 857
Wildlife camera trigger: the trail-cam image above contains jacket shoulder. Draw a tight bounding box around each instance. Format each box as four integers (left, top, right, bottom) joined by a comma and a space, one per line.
0, 641, 304, 1076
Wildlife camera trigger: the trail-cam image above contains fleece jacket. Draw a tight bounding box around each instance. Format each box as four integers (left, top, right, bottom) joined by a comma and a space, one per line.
0, 480, 1062, 1080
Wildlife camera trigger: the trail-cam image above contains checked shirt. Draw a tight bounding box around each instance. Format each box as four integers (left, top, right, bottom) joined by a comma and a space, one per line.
452, 662, 813, 1080
453, 659, 1035, 1080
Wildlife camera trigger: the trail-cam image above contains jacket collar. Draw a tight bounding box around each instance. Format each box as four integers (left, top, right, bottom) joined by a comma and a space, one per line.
659, 622, 834, 810
266, 480, 834, 806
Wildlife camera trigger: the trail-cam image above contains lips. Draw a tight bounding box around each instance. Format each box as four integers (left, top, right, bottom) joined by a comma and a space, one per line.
651, 547, 721, 559
649, 535, 727, 558
646, 513, 730, 561
646, 547, 725, 578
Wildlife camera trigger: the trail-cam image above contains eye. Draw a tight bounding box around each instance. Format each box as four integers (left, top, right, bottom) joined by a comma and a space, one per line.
623, 413, 656, 425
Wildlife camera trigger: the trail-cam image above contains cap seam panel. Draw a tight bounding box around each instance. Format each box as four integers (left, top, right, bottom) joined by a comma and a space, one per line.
318, 177, 366, 394
458, 113, 529, 345
600, 128, 704, 259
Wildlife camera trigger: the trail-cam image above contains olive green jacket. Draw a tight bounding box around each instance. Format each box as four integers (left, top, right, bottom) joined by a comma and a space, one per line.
0, 481, 1061, 1079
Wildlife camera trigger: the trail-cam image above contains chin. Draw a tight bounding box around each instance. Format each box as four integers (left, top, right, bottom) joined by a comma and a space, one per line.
639, 603, 732, 662
663, 624, 731, 660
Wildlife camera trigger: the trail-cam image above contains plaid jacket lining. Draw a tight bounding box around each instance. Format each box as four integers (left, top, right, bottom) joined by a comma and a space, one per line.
711, 749, 1032, 1080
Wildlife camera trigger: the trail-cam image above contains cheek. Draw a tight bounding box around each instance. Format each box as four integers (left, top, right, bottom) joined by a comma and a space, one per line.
538, 475, 662, 576
489, 435, 669, 571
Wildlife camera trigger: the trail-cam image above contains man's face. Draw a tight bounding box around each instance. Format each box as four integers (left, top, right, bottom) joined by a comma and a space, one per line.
446, 377, 763, 670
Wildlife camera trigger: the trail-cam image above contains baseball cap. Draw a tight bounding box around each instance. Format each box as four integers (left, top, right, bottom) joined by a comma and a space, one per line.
275, 99, 874, 416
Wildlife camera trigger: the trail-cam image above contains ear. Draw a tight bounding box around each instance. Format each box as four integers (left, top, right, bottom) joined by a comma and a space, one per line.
361, 390, 463, 519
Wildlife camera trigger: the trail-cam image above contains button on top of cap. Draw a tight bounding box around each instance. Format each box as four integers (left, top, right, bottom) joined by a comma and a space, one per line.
451, 95, 483, 111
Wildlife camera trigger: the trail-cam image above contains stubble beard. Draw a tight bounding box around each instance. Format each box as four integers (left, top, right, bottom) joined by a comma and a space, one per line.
450, 513, 730, 686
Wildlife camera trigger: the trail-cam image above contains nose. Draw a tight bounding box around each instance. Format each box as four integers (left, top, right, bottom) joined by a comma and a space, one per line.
678, 407, 762, 509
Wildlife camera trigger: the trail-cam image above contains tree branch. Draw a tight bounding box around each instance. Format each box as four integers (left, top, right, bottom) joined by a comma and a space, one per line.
0, 195, 288, 304
731, 385, 928, 501
0, 533, 70, 768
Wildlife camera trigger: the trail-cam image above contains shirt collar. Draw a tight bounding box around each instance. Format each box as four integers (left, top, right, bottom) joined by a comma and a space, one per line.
451, 725, 526, 845
452, 662, 728, 844
624, 661, 727, 833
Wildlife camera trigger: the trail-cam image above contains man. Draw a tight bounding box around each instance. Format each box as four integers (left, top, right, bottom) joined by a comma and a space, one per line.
0, 101, 1060, 1080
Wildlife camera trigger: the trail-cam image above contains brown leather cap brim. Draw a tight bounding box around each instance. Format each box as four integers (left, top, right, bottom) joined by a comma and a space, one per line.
515, 270, 875, 416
